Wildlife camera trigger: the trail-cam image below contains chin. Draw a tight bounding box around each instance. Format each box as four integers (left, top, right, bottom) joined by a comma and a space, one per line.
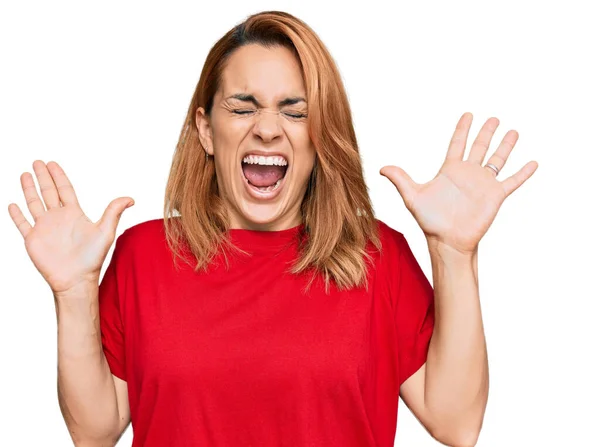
237, 201, 287, 228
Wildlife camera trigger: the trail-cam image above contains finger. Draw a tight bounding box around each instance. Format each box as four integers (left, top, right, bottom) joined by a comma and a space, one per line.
98, 197, 135, 235
8, 203, 32, 239
379, 165, 418, 209
47, 161, 80, 207
21, 170, 46, 221
484, 130, 519, 177
501, 161, 539, 197
33, 160, 61, 209
467, 117, 500, 165
445, 112, 473, 161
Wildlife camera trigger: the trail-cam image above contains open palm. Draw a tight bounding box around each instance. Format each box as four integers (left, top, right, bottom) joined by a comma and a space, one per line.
8, 160, 134, 295
380, 113, 538, 254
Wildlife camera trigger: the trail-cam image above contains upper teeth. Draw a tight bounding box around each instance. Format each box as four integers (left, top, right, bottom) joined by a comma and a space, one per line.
243, 155, 288, 166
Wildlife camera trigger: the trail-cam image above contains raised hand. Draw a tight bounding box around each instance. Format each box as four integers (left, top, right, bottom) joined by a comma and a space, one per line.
8, 160, 135, 296
380, 113, 538, 254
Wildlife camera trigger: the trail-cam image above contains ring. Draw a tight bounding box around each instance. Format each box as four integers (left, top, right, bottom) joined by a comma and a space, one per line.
484, 162, 500, 175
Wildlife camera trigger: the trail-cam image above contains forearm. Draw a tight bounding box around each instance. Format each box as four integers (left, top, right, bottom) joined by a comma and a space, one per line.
55, 283, 120, 446
424, 240, 489, 444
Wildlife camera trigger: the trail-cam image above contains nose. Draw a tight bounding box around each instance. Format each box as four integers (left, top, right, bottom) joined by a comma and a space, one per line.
252, 110, 283, 143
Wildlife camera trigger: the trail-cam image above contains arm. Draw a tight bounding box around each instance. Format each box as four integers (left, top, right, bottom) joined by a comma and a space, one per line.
401, 241, 488, 447
383, 112, 533, 447
56, 282, 130, 446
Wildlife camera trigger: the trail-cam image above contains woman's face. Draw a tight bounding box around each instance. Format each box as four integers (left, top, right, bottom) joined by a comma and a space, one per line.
196, 43, 316, 231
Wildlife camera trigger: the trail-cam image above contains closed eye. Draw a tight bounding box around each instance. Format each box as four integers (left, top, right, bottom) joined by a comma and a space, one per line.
232, 110, 307, 119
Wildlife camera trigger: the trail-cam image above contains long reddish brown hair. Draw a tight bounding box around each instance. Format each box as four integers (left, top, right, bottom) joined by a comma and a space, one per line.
163, 10, 381, 294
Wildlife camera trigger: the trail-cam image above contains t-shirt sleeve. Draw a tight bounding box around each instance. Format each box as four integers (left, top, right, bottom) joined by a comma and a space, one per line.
98, 232, 128, 381
381, 223, 436, 390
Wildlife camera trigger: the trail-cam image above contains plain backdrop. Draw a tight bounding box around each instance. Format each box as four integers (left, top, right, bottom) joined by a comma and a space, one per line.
1, 1, 598, 446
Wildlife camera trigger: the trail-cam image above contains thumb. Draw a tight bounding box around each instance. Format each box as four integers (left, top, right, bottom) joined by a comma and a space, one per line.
98, 197, 135, 235
380, 165, 418, 209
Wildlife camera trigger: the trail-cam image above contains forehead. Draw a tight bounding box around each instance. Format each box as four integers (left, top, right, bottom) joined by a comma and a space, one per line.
219, 44, 306, 101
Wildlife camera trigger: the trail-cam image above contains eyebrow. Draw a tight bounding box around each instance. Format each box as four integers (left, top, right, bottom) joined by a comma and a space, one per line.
225, 93, 307, 108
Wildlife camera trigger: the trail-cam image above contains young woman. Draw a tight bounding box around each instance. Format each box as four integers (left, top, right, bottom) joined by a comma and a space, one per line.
8, 10, 537, 447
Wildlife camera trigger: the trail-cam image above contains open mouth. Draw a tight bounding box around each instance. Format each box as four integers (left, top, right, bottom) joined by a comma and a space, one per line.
241, 154, 289, 194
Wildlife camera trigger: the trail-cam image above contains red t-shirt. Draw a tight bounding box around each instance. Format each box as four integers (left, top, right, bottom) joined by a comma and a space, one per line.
99, 218, 435, 446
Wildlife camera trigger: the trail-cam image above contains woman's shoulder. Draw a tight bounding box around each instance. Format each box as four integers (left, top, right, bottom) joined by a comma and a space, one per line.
114, 217, 168, 256
121, 217, 165, 239
370, 218, 419, 273
374, 218, 408, 250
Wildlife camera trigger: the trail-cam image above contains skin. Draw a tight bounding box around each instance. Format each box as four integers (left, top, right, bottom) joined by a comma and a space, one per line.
10, 36, 537, 445
195, 43, 317, 231
197, 44, 494, 444
381, 113, 538, 445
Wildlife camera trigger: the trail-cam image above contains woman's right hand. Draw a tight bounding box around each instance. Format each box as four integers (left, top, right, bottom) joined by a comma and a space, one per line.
8, 160, 135, 297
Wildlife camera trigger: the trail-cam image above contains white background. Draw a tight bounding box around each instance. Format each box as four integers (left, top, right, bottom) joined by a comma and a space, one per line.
1, 1, 598, 446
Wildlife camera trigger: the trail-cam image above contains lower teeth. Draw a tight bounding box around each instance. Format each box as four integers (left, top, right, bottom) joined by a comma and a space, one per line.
250, 178, 282, 192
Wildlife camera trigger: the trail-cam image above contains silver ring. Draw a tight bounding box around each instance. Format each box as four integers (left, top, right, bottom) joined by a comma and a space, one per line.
484, 162, 500, 175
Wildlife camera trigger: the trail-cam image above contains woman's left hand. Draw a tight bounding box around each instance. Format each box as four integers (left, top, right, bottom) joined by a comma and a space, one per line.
380, 112, 538, 255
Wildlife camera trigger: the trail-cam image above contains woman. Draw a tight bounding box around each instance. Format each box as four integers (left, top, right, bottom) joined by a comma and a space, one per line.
8, 10, 537, 447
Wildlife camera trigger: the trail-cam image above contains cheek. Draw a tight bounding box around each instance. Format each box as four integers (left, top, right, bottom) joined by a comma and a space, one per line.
213, 120, 248, 148
290, 138, 316, 181
212, 123, 247, 176
287, 125, 314, 154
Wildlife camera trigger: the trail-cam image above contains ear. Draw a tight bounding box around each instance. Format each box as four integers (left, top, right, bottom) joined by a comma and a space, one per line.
195, 106, 214, 156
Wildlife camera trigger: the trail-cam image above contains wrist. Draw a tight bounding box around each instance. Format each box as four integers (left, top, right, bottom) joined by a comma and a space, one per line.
426, 237, 479, 285
426, 237, 478, 259
53, 279, 99, 305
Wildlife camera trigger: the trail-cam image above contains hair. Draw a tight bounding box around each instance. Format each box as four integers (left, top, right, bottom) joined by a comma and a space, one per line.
163, 10, 382, 294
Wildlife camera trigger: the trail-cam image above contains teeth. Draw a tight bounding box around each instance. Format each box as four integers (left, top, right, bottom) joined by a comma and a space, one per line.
248, 178, 283, 193
242, 155, 288, 166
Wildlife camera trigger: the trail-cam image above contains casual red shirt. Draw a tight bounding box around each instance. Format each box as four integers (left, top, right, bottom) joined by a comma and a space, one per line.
99, 218, 435, 446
